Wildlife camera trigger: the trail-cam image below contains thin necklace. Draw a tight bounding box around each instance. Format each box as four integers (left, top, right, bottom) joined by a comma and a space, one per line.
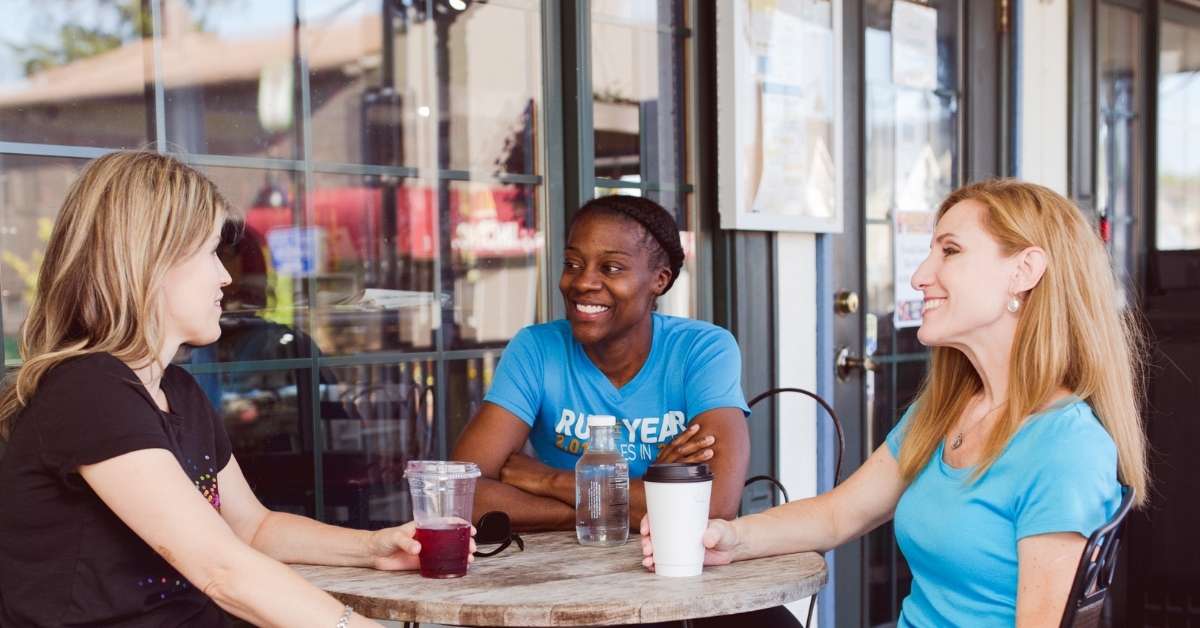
951, 400, 1004, 450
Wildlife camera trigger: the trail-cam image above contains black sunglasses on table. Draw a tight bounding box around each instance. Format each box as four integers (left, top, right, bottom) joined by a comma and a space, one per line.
472, 511, 524, 558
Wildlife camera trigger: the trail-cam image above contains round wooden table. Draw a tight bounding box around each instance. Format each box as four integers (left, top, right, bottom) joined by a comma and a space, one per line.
292, 531, 827, 627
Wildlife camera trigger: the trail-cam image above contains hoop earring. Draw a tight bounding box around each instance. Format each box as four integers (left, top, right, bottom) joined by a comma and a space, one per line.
1006, 296, 1021, 313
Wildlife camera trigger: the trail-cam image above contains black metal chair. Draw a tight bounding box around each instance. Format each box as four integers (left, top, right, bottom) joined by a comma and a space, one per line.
1058, 485, 1135, 628
740, 387, 846, 628
741, 387, 845, 508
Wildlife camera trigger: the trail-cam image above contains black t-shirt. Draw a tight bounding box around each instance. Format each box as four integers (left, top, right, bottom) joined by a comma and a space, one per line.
0, 353, 232, 627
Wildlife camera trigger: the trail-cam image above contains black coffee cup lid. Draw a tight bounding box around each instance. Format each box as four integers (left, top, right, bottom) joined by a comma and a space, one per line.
644, 462, 713, 483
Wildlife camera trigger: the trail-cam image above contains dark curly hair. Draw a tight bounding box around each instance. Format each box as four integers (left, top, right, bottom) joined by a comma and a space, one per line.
570, 195, 686, 294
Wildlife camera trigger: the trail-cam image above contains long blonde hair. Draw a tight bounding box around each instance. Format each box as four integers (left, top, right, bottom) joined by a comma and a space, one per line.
897, 179, 1149, 507
0, 150, 230, 440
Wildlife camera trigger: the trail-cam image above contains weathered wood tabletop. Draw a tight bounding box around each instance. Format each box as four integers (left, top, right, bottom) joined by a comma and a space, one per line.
292, 531, 827, 626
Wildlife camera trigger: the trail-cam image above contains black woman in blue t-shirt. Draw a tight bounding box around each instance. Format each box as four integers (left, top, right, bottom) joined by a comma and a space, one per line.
454, 195, 752, 535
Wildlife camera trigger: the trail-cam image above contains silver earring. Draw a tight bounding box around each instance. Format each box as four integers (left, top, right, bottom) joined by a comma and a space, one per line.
1006, 296, 1021, 313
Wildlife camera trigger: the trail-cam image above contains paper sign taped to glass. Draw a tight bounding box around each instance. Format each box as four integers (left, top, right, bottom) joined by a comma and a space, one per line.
718, 0, 842, 232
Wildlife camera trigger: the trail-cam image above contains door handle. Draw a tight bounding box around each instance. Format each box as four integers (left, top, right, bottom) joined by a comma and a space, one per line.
835, 346, 876, 382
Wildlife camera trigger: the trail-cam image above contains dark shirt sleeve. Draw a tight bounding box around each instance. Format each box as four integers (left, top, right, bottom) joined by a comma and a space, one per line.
164, 364, 233, 472
32, 354, 171, 484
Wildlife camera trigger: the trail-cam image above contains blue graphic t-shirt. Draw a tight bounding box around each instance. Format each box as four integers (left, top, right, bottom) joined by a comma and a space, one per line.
484, 313, 750, 478
886, 397, 1122, 628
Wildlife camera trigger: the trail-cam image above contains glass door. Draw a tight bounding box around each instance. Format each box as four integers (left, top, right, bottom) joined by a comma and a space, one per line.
829, 1, 990, 625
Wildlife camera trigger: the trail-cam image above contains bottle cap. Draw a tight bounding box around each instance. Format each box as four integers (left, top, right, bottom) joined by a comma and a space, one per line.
587, 415, 616, 427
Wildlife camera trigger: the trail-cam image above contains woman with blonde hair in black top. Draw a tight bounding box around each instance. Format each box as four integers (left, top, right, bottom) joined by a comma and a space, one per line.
0, 151, 463, 627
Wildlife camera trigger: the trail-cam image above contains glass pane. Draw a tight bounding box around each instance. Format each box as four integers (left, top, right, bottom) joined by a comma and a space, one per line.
1157, 17, 1200, 250
445, 357, 493, 449
591, 188, 696, 318
447, 181, 542, 349
0, 3, 151, 148
443, 0, 542, 174
865, 221, 894, 323
1097, 3, 1143, 293
319, 357, 490, 528
304, 173, 438, 355
160, 3, 300, 157
189, 165, 315, 364
590, 0, 687, 183
0, 155, 89, 364
198, 367, 316, 517
305, 0, 428, 168
321, 361, 436, 528
865, 0, 959, 92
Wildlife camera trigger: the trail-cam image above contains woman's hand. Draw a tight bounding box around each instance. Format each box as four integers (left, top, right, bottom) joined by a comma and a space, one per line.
365, 521, 477, 571
638, 514, 740, 570
655, 424, 716, 464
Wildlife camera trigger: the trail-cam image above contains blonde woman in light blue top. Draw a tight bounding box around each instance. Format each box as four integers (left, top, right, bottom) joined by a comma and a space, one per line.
640, 179, 1148, 627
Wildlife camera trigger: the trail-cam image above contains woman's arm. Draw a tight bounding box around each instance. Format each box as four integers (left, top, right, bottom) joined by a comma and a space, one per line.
642, 442, 907, 567
499, 409, 741, 522
631, 408, 748, 522
80, 449, 382, 628
451, 402, 575, 531
216, 455, 445, 570
1015, 533, 1086, 627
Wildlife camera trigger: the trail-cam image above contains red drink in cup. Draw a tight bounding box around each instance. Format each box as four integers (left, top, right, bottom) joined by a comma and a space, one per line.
405, 461, 481, 579
414, 520, 472, 578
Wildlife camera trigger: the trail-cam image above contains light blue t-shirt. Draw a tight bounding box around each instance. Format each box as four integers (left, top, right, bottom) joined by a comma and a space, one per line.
886, 398, 1121, 627
484, 313, 750, 479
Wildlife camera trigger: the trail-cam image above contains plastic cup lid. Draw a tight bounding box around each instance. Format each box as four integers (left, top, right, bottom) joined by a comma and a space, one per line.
404, 460, 481, 480
587, 415, 617, 427
644, 462, 714, 483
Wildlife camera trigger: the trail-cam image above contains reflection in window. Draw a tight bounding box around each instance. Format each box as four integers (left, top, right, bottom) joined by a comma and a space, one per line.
318, 357, 489, 528
444, 0, 542, 174
0, 3, 152, 148
321, 361, 435, 527
0, 155, 88, 363
590, 0, 686, 183
447, 181, 541, 349
300, 173, 438, 355
1097, 3, 1142, 294
158, 2, 302, 157
1158, 18, 1200, 251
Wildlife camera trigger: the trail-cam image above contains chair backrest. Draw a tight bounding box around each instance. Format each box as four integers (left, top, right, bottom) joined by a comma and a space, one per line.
741, 387, 846, 510
1059, 485, 1135, 628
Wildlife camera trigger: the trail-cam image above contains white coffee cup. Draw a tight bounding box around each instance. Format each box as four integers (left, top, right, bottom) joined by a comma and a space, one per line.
644, 462, 714, 577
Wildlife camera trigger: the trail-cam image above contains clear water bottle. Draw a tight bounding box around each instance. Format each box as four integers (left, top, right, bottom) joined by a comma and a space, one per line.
575, 415, 630, 546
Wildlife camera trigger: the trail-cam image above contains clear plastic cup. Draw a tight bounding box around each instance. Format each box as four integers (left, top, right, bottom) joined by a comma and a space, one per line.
405, 460, 481, 578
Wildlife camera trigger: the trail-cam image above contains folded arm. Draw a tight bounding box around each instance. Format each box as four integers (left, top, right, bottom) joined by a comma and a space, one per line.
502, 408, 750, 525
451, 402, 575, 531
